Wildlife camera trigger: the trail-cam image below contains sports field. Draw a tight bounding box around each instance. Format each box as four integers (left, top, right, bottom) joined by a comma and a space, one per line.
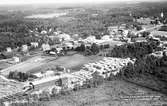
0, 53, 102, 75
30, 53, 103, 73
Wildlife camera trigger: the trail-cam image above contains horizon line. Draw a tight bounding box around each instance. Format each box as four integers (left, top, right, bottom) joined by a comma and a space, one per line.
0, 0, 166, 6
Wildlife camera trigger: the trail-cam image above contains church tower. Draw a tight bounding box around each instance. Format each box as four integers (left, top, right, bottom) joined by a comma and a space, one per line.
161, 11, 164, 18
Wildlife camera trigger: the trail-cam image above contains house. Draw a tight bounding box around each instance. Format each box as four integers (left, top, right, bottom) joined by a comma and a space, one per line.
108, 26, 119, 32
101, 35, 110, 40
22, 44, 28, 52
151, 31, 167, 38
63, 42, 74, 50
84, 36, 96, 43
42, 43, 51, 51
73, 41, 81, 49
58, 33, 71, 41
13, 56, 20, 63
53, 31, 62, 35
34, 70, 55, 78
56, 48, 63, 54
6, 47, 12, 52
48, 36, 61, 44
41, 30, 47, 34
72, 34, 79, 40
31, 42, 39, 48
136, 18, 154, 25
122, 30, 129, 37
131, 37, 147, 42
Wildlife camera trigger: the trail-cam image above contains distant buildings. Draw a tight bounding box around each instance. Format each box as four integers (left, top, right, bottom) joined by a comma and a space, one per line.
137, 18, 154, 25
151, 31, 167, 37
101, 35, 110, 40
131, 37, 147, 43
58, 33, 71, 41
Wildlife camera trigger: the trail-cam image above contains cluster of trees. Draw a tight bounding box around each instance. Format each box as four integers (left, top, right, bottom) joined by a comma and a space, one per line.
75, 43, 100, 55
132, 24, 143, 31
109, 41, 160, 59
121, 51, 167, 79
159, 26, 167, 32
0, 7, 138, 51
8, 71, 37, 82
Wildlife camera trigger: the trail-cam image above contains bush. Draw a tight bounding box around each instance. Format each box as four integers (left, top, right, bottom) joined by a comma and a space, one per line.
8, 71, 37, 82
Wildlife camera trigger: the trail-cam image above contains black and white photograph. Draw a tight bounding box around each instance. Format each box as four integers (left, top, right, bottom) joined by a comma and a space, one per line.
0, 0, 167, 106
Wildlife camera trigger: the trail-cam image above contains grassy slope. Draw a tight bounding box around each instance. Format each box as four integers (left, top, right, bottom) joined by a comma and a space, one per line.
43, 80, 167, 106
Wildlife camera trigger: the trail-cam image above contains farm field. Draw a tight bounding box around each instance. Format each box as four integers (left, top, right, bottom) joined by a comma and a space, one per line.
44, 80, 167, 106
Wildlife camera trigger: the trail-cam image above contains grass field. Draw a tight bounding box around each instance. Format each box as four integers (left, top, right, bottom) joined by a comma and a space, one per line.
43, 79, 167, 106
0, 52, 102, 75
30, 53, 103, 73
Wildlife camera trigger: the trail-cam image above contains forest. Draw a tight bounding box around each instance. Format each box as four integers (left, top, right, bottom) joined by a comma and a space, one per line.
0, 1, 166, 51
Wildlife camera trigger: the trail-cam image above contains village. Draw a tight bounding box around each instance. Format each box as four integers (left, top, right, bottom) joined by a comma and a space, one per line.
0, 9, 167, 106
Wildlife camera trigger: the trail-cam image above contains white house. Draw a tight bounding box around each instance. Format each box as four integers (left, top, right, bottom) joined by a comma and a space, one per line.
42, 43, 51, 51
122, 30, 129, 37
41, 30, 47, 34
6, 47, 12, 52
58, 33, 71, 41
83, 36, 96, 43
13, 56, 20, 63
31, 42, 39, 48
101, 35, 110, 40
22, 45, 28, 52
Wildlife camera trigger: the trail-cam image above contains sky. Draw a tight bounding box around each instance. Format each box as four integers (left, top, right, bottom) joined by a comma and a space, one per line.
0, 0, 165, 5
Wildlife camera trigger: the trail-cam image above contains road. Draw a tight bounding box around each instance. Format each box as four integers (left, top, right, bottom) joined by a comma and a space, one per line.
135, 24, 164, 35
0, 56, 56, 76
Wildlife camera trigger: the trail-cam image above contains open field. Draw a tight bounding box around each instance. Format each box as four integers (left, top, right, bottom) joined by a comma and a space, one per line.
29, 54, 103, 73
0, 56, 51, 76
43, 80, 167, 106
0, 53, 102, 75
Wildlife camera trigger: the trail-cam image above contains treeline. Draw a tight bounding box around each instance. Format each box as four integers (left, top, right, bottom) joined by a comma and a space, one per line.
0, 32, 40, 51
108, 41, 160, 59
121, 51, 167, 79
8, 71, 37, 82
0, 20, 33, 33
75, 43, 100, 55
51, 9, 134, 38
